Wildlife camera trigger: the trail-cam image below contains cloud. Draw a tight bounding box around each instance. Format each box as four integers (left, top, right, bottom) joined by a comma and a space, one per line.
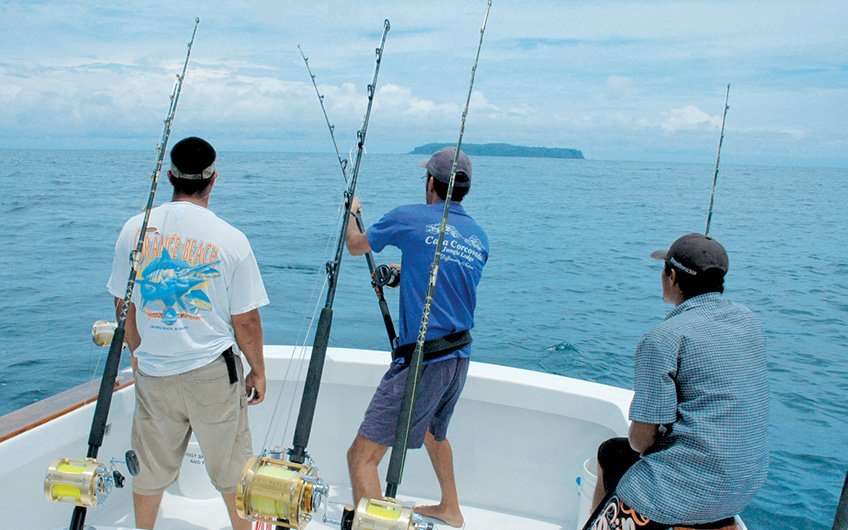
661, 105, 722, 132
0, 0, 846, 165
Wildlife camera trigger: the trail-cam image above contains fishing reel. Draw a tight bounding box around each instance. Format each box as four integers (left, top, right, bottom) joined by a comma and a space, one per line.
374, 264, 400, 288
236, 454, 329, 529
342, 498, 434, 530
44, 450, 139, 508
91, 320, 118, 347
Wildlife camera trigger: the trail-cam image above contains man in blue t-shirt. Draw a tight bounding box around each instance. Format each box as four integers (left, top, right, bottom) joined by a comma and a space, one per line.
344, 147, 488, 527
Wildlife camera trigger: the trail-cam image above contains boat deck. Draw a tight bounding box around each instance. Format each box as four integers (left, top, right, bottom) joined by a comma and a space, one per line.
94, 485, 564, 530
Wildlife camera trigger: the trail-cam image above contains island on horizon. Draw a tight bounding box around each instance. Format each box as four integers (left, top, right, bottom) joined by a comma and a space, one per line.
409, 142, 584, 160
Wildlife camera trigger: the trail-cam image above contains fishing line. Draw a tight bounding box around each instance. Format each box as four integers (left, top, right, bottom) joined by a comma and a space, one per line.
261, 204, 341, 451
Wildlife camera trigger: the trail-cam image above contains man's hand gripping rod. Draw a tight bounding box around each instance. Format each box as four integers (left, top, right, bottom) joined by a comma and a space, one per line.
42, 18, 200, 530
344, 3, 493, 528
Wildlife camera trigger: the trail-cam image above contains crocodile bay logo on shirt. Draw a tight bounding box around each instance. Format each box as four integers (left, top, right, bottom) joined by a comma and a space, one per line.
424, 223, 485, 267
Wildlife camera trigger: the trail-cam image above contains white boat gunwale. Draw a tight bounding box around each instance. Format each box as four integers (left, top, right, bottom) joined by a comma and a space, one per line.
1, 346, 634, 529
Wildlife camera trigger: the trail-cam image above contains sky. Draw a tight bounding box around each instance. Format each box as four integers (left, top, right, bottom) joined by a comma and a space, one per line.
1, 0, 846, 167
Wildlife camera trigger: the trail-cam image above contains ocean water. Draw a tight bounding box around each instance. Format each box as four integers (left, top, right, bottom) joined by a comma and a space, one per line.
0, 149, 845, 528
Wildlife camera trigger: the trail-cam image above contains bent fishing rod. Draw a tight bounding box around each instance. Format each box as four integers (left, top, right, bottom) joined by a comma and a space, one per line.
387, 0, 492, 503
50, 17, 200, 530
289, 18, 391, 465
704, 83, 730, 236
297, 44, 398, 350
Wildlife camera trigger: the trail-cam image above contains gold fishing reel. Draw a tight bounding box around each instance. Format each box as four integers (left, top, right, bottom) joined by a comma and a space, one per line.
44, 451, 139, 508
236, 456, 329, 529
91, 320, 117, 347
44, 458, 113, 508
345, 498, 433, 530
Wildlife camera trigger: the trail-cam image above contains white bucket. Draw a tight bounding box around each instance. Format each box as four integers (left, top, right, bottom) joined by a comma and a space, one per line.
174, 436, 218, 499
575, 456, 598, 529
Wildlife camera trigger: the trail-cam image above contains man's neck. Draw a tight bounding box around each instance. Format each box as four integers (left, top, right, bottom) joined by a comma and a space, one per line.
172, 194, 209, 208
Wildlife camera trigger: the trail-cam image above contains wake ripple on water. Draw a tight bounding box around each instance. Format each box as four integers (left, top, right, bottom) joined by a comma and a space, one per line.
263, 263, 321, 275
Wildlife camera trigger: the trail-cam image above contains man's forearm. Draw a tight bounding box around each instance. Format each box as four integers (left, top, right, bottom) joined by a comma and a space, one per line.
114, 298, 141, 352
345, 213, 366, 255
628, 421, 659, 453
233, 309, 265, 375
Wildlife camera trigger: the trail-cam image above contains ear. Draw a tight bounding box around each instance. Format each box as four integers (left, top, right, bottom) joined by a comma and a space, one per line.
668, 267, 678, 286
426, 176, 435, 194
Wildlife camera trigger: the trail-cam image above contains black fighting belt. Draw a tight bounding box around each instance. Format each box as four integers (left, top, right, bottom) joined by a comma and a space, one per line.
391, 330, 472, 365
221, 347, 238, 385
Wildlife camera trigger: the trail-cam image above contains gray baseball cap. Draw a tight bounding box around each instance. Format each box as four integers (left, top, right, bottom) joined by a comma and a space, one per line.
420, 147, 472, 187
651, 233, 729, 276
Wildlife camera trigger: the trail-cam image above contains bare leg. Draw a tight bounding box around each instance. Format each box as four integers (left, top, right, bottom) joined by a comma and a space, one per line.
591, 460, 606, 511
133, 492, 164, 529
413, 432, 464, 528
222, 491, 250, 530
347, 434, 388, 507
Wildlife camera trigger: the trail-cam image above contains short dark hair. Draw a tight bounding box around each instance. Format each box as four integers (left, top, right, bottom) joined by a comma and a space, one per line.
665, 262, 725, 299
169, 136, 216, 196
429, 172, 470, 202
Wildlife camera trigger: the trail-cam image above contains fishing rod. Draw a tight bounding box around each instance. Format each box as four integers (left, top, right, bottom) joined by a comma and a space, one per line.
297, 44, 398, 349
43, 17, 200, 530
834, 472, 848, 530
704, 83, 730, 236
235, 19, 391, 530
344, 3, 493, 528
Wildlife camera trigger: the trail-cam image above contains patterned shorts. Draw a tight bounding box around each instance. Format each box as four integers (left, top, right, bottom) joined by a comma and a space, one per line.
584, 494, 739, 530
583, 438, 739, 530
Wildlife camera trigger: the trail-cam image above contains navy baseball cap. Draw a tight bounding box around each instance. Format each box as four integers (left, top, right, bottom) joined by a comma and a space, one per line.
420, 147, 472, 187
651, 233, 729, 276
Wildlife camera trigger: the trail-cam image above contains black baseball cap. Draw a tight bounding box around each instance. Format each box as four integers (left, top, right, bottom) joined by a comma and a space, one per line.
651, 233, 729, 276
420, 147, 472, 187
170, 137, 217, 180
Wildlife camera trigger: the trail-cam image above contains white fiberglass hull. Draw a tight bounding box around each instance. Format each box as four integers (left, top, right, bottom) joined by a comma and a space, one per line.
1, 346, 635, 529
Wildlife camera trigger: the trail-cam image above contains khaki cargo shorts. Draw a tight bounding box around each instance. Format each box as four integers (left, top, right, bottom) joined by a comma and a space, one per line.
131, 355, 253, 495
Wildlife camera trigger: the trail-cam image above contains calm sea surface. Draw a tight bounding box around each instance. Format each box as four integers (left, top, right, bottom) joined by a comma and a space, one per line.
0, 150, 845, 528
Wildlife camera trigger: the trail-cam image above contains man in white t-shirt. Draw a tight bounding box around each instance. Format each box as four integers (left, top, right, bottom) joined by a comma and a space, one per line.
107, 137, 268, 530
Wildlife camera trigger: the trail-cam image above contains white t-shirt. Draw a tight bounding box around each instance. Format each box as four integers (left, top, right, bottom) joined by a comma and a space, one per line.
107, 201, 269, 376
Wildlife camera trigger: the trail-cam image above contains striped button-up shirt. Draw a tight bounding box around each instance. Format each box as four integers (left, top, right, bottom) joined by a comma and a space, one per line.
617, 293, 769, 524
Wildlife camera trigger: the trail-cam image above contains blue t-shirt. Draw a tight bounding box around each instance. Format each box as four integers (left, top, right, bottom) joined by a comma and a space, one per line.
617, 293, 769, 524
367, 202, 489, 364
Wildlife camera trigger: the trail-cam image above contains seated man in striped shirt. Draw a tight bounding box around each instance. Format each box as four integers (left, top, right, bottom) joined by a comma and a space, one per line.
584, 233, 768, 530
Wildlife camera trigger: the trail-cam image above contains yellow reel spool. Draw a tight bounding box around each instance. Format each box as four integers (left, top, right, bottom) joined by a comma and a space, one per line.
44, 457, 112, 508
91, 320, 117, 347
236, 456, 328, 529
351, 497, 422, 530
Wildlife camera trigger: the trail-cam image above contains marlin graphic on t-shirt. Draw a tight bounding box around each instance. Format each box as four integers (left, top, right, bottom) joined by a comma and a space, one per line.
137, 248, 221, 325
